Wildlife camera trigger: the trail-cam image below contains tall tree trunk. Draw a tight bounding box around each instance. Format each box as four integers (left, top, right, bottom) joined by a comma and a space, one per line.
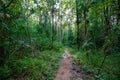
76, 0, 80, 50
82, 0, 88, 53
84, 10, 88, 43
105, 6, 111, 35
26, 1, 34, 57
83, 1, 88, 46
26, 14, 34, 57
51, 5, 54, 48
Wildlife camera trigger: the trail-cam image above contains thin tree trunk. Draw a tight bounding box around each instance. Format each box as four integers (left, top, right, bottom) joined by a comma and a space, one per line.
96, 54, 107, 80
26, 1, 34, 57
51, 6, 54, 48
76, 0, 80, 50
83, 3, 88, 45
26, 15, 34, 57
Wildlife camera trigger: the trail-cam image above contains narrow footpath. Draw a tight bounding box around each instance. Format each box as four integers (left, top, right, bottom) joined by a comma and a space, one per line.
54, 49, 72, 80
54, 49, 90, 80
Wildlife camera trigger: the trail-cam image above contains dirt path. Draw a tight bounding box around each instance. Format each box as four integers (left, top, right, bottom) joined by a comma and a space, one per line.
54, 49, 90, 80
54, 49, 72, 80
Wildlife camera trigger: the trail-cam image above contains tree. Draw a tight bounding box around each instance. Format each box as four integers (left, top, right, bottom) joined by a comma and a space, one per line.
76, 0, 81, 50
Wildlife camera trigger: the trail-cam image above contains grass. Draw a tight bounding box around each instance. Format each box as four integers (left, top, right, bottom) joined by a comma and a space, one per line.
0, 47, 64, 80
69, 48, 120, 80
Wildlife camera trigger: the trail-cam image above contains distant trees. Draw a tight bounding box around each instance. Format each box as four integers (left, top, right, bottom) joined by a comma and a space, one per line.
75, 0, 120, 79
0, 0, 119, 56
0, 0, 120, 79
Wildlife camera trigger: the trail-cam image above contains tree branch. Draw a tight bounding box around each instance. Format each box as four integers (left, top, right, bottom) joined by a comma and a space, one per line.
0, 0, 13, 11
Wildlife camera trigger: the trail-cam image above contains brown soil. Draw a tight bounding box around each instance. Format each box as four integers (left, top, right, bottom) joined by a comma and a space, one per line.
54, 49, 90, 80
54, 49, 72, 80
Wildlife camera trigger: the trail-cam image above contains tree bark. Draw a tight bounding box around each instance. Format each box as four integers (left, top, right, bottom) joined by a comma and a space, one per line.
51, 5, 54, 48
76, 0, 80, 50
26, 1, 34, 57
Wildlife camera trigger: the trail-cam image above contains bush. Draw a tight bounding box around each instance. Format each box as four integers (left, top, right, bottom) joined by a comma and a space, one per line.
0, 49, 63, 80
0, 64, 10, 79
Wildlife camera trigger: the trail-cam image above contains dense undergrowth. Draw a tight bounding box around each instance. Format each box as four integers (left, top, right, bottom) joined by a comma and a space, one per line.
0, 0, 120, 80
0, 47, 64, 80
69, 48, 120, 80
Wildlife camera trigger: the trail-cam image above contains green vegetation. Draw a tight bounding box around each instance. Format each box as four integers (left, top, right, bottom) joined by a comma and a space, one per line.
0, 49, 64, 80
70, 48, 120, 80
0, 0, 120, 80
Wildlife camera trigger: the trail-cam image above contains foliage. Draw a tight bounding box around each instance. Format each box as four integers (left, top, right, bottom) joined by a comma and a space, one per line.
70, 48, 120, 80
0, 0, 120, 80
0, 49, 64, 80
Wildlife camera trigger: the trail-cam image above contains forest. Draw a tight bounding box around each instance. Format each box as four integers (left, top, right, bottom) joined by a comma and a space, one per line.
0, 0, 120, 80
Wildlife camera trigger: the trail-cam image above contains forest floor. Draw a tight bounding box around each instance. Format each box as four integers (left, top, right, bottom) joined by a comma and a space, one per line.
54, 49, 90, 80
